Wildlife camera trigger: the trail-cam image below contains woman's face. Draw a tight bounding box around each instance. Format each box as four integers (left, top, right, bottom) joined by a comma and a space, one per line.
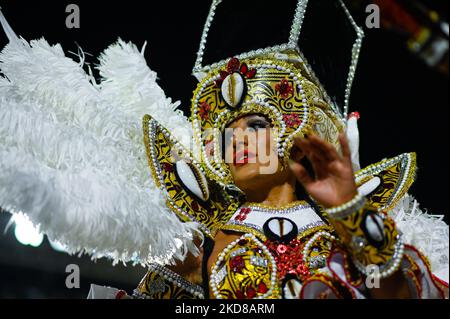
223, 114, 288, 193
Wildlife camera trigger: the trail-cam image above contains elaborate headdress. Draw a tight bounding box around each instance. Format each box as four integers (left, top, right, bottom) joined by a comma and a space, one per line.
186, 0, 364, 186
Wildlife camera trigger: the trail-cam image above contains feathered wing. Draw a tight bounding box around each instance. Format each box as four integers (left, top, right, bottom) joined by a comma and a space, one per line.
0, 11, 200, 266
389, 195, 449, 283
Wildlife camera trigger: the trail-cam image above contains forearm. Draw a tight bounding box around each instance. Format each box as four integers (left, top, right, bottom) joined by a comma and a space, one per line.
324, 193, 410, 298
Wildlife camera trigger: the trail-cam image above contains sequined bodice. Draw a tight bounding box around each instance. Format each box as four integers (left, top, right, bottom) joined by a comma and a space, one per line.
210, 201, 337, 299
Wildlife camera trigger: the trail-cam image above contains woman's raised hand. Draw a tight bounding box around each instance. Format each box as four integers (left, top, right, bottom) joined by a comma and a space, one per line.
289, 133, 358, 208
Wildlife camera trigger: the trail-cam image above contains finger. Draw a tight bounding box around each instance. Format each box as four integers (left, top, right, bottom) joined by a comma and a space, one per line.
308, 134, 340, 162
306, 138, 334, 164
295, 137, 327, 163
293, 136, 311, 152
289, 145, 304, 163
339, 133, 352, 164
295, 138, 328, 179
309, 153, 328, 180
293, 137, 314, 161
296, 138, 330, 179
289, 160, 314, 186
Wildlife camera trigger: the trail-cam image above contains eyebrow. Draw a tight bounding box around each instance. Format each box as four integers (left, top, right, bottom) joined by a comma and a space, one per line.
245, 114, 269, 123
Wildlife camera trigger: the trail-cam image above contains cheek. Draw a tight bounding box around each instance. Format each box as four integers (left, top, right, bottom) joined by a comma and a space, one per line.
256, 129, 277, 160
224, 143, 234, 164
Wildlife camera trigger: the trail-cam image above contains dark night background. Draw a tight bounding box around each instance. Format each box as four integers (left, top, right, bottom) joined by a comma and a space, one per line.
0, 0, 448, 298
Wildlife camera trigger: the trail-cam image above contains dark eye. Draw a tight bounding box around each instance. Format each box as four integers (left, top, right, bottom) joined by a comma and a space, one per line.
248, 118, 270, 130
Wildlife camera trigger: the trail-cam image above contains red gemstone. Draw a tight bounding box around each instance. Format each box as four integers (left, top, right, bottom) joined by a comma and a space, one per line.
238, 239, 248, 246
296, 264, 309, 274
199, 101, 211, 120
162, 163, 173, 172
277, 244, 288, 255
191, 201, 199, 211
257, 282, 268, 294
230, 256, 245, 273
348, 111, 361, 120
240, 63, 248, 75
235, 290, 246, 299
245, 68, 257, 79
283, 114, 302, 128
227, 57, 241, 73
246, 286, 256, 299
276, 79, 294, 98
220, 70, 229, 80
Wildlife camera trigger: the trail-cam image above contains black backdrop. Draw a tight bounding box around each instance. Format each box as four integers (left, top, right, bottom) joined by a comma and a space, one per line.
0, 0, 448, 220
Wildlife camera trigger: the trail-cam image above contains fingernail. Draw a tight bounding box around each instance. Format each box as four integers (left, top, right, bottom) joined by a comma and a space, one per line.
288, 159, 296, 167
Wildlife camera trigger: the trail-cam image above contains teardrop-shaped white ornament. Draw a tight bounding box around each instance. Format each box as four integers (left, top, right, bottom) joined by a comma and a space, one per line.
175, 160, 209, 202
267, 218, 295, 237
221, 72, 245, 108
364, 213, 385, 243
358, 176, 381, 196
283, 279, 303, 299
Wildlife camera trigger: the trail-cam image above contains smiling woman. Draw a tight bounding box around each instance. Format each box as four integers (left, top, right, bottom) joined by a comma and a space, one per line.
0, 0, 448, 301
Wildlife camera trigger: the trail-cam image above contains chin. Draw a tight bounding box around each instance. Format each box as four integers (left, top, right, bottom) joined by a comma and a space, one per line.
233, 163, 279, 191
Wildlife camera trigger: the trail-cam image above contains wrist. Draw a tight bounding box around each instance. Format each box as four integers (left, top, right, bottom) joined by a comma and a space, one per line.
324, 191, 366, 219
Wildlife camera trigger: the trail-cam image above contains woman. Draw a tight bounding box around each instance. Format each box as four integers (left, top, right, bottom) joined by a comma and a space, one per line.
132, 49, 448, 298
0, 1, 448, 299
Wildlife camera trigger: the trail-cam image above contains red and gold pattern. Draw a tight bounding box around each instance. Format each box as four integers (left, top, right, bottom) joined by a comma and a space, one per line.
210, 235, 280, 299
264, 238, 310, 281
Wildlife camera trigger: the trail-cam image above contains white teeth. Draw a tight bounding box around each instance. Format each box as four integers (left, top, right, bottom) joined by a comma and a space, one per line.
236, 154, 252, 163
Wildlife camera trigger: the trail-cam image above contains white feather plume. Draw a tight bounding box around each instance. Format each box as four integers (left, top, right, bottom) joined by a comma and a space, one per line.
346, 114, 361, 172
389, 194, 449, 283
0, 23, 199, 266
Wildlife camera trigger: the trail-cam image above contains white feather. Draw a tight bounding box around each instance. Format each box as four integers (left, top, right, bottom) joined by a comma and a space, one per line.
346, 115, 361, 172
389, 194, 449, 283
0, 24, 199, 266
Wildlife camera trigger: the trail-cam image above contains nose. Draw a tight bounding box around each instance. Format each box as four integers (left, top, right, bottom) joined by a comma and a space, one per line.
232, 130, 248, 151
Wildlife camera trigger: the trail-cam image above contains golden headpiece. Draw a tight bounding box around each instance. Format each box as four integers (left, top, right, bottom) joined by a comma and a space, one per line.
190, 0, 364, 186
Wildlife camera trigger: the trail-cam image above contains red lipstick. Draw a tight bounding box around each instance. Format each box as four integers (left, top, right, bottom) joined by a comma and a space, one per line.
233, 149, 256, 166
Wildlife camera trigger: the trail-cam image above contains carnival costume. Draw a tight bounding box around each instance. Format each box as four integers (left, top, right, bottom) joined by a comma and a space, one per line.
0, 0, 448, 299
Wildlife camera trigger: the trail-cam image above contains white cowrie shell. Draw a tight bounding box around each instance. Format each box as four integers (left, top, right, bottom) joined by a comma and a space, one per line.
364, 213, 385, 243
221, 72, 245, 108
358, 176, 381, 196
283, 279, 302, 299
175, 160, 209, 202
267, 218, 294, 237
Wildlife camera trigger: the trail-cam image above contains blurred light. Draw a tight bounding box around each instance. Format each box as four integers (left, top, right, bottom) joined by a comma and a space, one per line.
13, 214, 44, 247
49, 239, 69, 253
